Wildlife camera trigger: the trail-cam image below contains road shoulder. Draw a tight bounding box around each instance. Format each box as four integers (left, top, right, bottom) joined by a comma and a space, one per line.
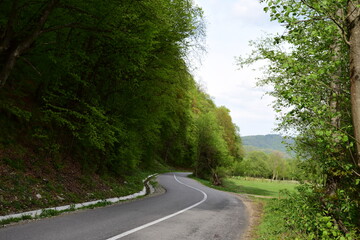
234, 194, 264, 240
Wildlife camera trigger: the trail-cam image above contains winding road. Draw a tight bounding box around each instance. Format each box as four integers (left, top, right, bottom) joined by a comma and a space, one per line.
0, 172, 248, 240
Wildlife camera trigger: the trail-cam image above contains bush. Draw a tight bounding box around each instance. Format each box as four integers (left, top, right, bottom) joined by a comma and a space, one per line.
258, 185, 359, 239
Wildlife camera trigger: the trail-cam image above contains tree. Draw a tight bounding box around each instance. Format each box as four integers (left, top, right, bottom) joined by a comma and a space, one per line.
347, 1, 360, 167
269, 151, 285, 180
194, 112, 232, 184
240, 151, 271, 178
238, 0, 360, 235
215, 106, 244, 161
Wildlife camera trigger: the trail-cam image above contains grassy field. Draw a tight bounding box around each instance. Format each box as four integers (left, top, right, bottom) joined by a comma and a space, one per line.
194, 176, 299, 198
222, 177, 299, 197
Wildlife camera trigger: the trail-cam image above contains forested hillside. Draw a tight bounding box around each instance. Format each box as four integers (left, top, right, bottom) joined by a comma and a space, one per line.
0, 0, 243, 215
242, 134, 293, 154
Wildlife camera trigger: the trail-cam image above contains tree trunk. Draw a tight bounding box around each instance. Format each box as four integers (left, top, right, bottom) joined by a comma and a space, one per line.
348, 2, 360, 167
325, 9, 343, 196
330, 43, 341, 130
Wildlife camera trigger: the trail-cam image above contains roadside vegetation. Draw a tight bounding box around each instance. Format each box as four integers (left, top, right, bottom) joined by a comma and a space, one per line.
219, 177, 298, 198
193, 176, 297, 198
256, 186, 359, 240
0, 160, 162, 216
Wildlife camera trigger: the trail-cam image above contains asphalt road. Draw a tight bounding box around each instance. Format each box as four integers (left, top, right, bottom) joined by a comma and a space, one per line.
0, 172, 248, 240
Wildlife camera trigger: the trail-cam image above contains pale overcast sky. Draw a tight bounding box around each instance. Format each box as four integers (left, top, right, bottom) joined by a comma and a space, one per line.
192, 0, 284, 136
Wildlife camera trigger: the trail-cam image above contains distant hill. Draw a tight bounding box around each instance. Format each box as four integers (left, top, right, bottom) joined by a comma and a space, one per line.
241, 134, 294, 156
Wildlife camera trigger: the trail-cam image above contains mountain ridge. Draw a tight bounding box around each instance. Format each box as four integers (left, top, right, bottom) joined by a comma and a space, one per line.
241, 134, 293, 155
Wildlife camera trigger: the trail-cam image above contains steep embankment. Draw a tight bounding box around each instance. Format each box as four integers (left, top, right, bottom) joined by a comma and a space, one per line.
0, 146, 162, 216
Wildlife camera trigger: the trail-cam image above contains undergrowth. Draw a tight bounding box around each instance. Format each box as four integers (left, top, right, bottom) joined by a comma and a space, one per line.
256, 185, 359, 240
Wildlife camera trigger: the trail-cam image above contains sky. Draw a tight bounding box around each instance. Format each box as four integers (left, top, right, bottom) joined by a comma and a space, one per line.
191, 0, 284, 136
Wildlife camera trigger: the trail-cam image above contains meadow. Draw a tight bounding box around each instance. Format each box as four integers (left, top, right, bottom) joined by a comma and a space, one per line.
194, 176, 299, 198
222, 177, 299, 198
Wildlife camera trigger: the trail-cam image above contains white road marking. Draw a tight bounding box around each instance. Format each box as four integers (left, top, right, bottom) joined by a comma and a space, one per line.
106, 174, 208, 240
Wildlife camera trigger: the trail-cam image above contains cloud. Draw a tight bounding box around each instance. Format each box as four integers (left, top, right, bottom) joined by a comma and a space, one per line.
192, 0, 283, 135
232, 0, 264, 19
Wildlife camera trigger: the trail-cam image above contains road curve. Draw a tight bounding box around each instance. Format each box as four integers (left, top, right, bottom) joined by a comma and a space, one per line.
0, 172, 248, 240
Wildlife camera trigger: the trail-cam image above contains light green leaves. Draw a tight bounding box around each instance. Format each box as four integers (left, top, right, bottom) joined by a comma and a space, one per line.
238, 0, 359, 237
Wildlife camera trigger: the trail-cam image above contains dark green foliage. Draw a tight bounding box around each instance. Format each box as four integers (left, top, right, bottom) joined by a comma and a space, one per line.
0, 0, 241, 193
0, 0, 196, 170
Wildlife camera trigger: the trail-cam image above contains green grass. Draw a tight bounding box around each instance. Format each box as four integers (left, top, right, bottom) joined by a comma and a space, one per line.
222, 177, 298, 197
192, 176, 298, 198
255, 198, 298, 240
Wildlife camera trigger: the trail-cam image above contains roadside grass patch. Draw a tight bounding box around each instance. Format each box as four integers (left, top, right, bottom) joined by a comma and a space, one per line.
39, 209, 61, 218
222, 177, 298, 197
0, 215, 32, 226
191, 176, 298, 198
255, 198, 299, 240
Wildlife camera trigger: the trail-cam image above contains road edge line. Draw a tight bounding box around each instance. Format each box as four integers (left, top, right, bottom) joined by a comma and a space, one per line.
106, 174, 207, 240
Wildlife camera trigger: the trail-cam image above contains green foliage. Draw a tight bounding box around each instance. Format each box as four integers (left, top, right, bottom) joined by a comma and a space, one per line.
239, 0, 360, 236
258, 186, 359, 240
240, 151, 271, 178
215, 107, 244, 160
0, 0, 217, 176
0, 0, 244, 222
39, 209, 61, 218
233, 150, 303, 180
194, 112, 231, 180
0, 215, 32, 226
189, 85, 247, 184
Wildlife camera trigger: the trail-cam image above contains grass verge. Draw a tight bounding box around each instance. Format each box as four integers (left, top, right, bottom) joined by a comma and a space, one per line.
191, 176, 298, 198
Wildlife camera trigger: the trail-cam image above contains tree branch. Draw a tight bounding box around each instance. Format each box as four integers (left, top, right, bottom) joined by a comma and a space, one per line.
59, 4, 101, 20
281, 16, 327, 25
0, 0, 60, 87
300, 0, 350, 45
21, 57, 42, 76
41, 23, 111, 34
327, 13, 351, 46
